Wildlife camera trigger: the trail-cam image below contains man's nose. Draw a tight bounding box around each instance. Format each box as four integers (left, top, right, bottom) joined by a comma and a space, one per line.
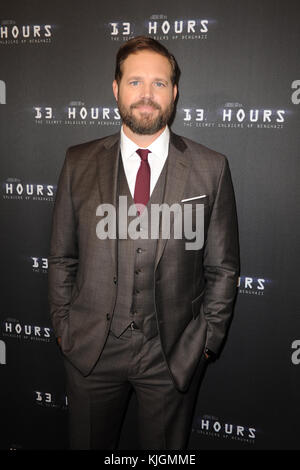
140, 82, 153, 99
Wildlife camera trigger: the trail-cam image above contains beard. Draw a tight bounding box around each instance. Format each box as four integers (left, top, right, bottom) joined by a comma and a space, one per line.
117, 96, 175, 135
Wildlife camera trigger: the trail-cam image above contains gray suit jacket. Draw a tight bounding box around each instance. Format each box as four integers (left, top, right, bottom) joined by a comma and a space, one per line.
48, 131, 240, 391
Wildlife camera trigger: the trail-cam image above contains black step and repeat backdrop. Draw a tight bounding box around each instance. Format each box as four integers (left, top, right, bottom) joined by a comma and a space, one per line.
1, 0, 299, 450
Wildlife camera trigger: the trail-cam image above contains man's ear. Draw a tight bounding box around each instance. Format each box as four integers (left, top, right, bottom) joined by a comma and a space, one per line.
112, 80, 118, 101
173, 84, 178, 102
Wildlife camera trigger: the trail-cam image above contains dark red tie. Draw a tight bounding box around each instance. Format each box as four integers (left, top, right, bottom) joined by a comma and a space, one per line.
134, 148, 151, 214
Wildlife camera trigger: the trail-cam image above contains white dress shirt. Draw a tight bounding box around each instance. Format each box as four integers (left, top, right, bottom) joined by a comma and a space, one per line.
120, 125, 170, 198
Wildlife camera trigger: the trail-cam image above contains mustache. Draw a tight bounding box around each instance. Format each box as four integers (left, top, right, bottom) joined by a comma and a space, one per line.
130, 99, 161, 111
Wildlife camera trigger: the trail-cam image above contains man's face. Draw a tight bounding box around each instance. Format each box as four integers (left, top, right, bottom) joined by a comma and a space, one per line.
113, 50, 177, 135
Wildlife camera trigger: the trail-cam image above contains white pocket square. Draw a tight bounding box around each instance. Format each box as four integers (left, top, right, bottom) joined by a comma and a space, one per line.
181, 194, 207, 202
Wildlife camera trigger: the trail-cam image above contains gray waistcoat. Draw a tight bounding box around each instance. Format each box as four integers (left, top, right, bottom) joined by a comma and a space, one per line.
110, 154, 167, 339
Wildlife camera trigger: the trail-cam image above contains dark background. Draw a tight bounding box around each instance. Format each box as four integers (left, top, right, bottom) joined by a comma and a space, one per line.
0, 0, 299, 450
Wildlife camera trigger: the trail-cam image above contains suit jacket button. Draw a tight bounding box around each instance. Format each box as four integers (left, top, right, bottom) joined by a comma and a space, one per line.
113, 276, 117, 284
106, 313, 110, 321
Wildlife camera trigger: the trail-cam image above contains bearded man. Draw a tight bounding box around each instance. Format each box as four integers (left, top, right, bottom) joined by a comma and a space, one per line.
48, 36, 239, 450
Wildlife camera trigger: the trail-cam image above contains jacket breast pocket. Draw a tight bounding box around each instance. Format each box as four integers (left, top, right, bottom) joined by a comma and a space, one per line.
191, 289, 205, 319
181, 195, 209, 211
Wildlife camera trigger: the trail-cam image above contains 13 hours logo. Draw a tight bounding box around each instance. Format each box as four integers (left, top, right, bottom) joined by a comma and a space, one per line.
193, 414, 256, 444
35, 391, 68, 409
2, 178, 55, 201
238, 276, 269, 296
31, 257, 48, 273
2, 320, 52, 342
0, 80, 6, 104
0, 21, 53, 45
182, 105, 286, 129
107, 15, 211, 41
34, 103, 121, 126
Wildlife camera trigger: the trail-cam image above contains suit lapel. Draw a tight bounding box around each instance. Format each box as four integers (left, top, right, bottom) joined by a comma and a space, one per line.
95, 131, 191, 271
154, 132, 190, 270
96, 132, 120, 270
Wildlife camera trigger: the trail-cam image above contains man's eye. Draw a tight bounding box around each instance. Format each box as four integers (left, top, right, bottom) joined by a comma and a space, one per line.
154, 82, 165, 87
130, 81, 140, 86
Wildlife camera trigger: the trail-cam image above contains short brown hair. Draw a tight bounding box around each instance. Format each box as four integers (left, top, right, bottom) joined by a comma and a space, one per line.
115, 36, 180, 86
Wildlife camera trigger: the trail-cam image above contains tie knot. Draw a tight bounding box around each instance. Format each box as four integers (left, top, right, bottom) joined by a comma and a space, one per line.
136, 148, 151, 162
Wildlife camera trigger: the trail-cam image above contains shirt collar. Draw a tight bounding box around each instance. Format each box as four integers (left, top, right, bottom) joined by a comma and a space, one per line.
120, 125, 170, 160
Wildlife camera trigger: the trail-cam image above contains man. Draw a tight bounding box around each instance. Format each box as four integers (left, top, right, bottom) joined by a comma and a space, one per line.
48, 36, 239, 450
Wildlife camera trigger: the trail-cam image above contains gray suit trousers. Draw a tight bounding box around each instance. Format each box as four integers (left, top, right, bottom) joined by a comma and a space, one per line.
63, 327, 206, 450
